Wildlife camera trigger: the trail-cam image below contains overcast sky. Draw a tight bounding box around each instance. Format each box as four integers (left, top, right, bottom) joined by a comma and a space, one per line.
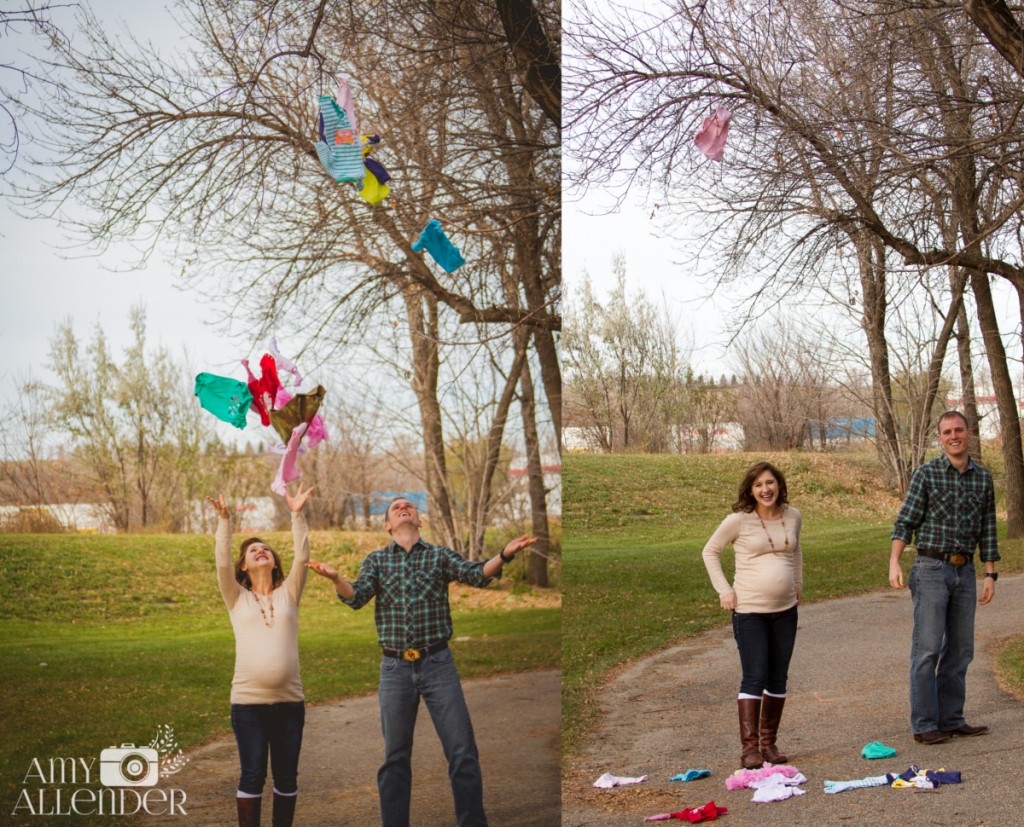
1, 2, 248, 420
4, 1, 1021, 440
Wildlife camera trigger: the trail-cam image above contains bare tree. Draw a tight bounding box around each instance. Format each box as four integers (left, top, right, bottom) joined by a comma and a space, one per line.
732, 323, 833, 451
0, 374, 56, 507
566, 0, 1024, 533
16, 0, 560, 559
495, 0, 560, 127
668, 373, 738, 454
0, 2, 74, 173
563, 257, 686, 451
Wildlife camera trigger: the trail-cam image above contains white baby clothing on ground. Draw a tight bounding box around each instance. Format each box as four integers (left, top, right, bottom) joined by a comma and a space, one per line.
593, 772, 648, 789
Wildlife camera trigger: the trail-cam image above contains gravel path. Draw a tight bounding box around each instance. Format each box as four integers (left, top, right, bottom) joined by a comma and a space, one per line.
145, 668, 559, 826
563, 576, 1024, 827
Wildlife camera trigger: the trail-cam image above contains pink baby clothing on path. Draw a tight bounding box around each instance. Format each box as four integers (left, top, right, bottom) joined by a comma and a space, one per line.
725, 763, 801, 790
644, 801, 729, 823
271, 422, 308, 496
694, 106, 732, 162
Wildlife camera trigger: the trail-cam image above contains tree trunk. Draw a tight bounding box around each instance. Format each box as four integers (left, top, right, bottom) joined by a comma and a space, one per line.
964, 0, 1024, 79
518, 350, 549, 587
532, 326, 562, 453
494, 0, 561, 127
404, 286, 459, 549
970, 269, 1024, 538
856, 232, 908, 490
954, 280, 982, 460
912, 278, 964, 469
468, 334, 529, 561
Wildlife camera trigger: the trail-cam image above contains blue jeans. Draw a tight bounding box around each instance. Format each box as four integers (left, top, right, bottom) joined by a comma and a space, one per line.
908, 557, 976, 733
230, 701, 305, 795
732, 606, 798, 696
377, 647, 487, 827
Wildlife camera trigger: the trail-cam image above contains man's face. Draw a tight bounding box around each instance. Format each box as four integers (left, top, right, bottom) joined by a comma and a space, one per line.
385, 498, 421, 534
938, 415, 970, 461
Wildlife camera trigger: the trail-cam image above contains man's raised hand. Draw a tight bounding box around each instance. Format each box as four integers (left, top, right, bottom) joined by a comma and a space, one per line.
501, 533, 538, 560
306, 559, 338, 581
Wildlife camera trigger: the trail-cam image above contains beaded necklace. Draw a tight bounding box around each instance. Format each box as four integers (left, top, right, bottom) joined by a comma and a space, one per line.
757, 508, 789, 554
253, 591, 275, 627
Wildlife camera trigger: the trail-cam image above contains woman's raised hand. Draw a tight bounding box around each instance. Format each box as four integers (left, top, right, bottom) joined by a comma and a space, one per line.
285, 483, 315, 513
206, 494, 231, 521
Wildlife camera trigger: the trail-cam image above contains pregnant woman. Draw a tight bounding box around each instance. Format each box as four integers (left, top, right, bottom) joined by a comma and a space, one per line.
702, 461, 803, 769
208, 484, 313, 827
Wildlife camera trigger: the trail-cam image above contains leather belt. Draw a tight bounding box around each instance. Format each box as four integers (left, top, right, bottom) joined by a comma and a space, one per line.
917, 548, 971, 567
382, 639, 449, 662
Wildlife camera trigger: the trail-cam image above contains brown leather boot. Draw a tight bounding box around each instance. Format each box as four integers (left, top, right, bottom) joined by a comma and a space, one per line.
237, 796, 261, 827
759, 693, 788, 764
272, 792, 297, 827
738, 698, 763, 769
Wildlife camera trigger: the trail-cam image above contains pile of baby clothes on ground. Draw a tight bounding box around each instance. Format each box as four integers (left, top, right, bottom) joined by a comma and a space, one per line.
726, 763, 808, 803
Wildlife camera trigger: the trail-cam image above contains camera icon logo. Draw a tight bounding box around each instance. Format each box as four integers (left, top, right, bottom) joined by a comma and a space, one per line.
99, 744, 160, 787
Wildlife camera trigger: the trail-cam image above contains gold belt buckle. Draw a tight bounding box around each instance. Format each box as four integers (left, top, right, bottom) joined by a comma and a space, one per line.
949, 554, 967, 566
402, 648, 421, 662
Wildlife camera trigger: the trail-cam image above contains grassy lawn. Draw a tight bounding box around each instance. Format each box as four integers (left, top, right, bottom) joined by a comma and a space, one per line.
0, 530, 559, 823
563, 451, 1024, 757
996, 634, 1024, 701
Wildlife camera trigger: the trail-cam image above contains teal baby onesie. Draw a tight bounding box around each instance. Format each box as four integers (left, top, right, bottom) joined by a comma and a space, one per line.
194, 373, 252, 429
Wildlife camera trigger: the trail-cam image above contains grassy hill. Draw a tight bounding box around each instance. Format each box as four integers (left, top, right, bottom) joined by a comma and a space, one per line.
562, 451, 1024, 755
0, 529, 559, 824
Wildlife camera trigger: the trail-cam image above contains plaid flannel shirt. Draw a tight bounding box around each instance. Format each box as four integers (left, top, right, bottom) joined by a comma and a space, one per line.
340, 538, 498, 650
892, 454, 1000, 562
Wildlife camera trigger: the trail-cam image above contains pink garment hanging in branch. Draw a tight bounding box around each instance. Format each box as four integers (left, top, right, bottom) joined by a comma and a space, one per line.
337, 77, 358, 138
694, 106, 732, 162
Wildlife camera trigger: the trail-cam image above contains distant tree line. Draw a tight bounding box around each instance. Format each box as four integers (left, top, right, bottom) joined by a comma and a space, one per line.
1, 308, 533, 553
564, 265, 966, 459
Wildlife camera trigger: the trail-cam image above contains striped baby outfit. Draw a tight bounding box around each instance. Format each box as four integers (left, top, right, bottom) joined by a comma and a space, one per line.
315, 96, 364, 184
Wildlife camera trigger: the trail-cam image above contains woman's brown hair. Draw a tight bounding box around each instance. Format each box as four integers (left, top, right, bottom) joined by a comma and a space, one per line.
235, 537, 285, 590
732, 461, 789, 513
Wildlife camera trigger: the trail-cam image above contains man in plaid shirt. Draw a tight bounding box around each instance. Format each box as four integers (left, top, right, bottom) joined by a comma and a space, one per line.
308, 497, 536, 827
889, 410, 1000, 745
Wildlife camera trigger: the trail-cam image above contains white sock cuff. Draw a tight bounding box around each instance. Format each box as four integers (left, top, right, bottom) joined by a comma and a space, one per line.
273, 789, 298, 797
763, 691, 787, 698
738, 693, 761, 700
236, 791, 262, 799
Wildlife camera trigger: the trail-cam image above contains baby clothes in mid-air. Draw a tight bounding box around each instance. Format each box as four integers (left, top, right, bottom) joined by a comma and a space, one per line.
315, 96, 364, 184
412, 219, 465, 273
194, 373, 253, 429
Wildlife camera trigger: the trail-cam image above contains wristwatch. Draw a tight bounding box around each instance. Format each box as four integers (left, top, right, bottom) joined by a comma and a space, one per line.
499, 549, 514, 563
985, 572, 999, 581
